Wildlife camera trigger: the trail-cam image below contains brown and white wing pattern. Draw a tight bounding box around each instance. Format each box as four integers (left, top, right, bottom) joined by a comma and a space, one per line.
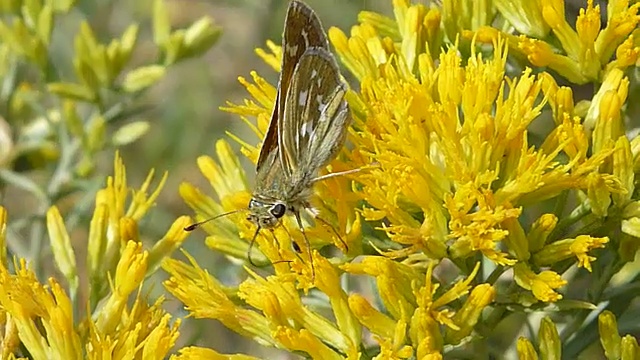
256, 0, 330, 175
281, 47, 350, 178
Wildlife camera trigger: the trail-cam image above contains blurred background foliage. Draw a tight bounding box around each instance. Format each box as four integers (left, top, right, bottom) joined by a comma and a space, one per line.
1, 0, 638, 358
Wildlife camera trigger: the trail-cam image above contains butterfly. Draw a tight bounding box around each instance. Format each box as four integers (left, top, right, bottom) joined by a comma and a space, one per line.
187, 0, 355, 281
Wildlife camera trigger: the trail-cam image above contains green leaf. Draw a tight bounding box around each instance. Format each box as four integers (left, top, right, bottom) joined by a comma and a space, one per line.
121, 65, 165, 93
92, 45, 110, 84
51, 0, 75, 13
78, 21, 98, 54
552, 299, 597, 311
0, 116, 13, 165
21, 0, 41, 29
111, 121, 150, 146
86, 115, 105, 152
30, 37, 48, 71
0, 0, 20, 13
183, 16, 221, 59
47, 82, 95, 102
622, 218, 640, 238
73, 22, 92, 58
74, 58, 100, 90
107, 24, 138, 78
36, 4, 53, 45
163, 30, 185, 65
153, 0, 170, 46
0, 169, 47, 201
11, 19, 32, 55
119, 23, 138, 62
62, 100, 84, 138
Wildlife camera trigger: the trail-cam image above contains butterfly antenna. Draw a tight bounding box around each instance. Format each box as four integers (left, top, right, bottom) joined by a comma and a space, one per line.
311, 161, 380, 184
184, 209, 243, 231
293, 211, 315, 282
315, 216, 349, 253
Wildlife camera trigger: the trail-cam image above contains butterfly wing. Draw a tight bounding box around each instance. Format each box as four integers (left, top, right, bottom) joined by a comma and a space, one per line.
281, 47, 350, 178
256, 0, 329, 173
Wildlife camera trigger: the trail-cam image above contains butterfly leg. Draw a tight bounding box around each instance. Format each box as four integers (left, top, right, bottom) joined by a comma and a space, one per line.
246, 226, 262, 267
313, 215, 349, 253
275, 225, 304, 263
247, 227, 293, 267
293, 210, 315, 282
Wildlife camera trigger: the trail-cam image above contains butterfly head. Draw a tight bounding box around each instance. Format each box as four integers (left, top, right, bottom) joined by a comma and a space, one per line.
247, 198, 287, 229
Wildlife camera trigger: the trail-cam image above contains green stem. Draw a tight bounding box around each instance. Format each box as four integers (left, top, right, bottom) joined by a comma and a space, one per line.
28, 206, 47, 278
559, 255, 621, 342
552, 190, 569, 219
485, 264, 505, 285
549, 201, 592, 241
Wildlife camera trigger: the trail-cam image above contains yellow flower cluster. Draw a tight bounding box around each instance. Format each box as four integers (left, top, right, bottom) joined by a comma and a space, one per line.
0, 153, 189, 359
170, 0, 640, 358
171, 0, 640, 358
2, 0, 639, 358
469, 0, 639, 84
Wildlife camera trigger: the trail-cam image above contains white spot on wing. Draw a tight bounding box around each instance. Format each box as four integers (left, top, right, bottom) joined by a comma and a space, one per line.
286, 44, 299, 56
298, 90, 308, 106
316, 95, 327, 116
300, 122, 312, 138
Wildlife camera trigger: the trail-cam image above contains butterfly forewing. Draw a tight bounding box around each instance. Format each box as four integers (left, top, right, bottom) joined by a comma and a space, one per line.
281, 47, 350, 175
256, 0, 330, 173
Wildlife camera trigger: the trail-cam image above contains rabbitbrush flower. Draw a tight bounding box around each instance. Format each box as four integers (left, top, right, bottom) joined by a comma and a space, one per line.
169, 0, 640, 359
0, 153, 189, 359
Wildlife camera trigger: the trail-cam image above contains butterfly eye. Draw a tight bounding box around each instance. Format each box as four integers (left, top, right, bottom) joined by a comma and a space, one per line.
270, 203, 286, 218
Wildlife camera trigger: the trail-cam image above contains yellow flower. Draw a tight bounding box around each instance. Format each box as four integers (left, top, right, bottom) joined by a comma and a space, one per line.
444, 283, 495, 344
527, 214, 558, 252
538, 317, 561, 359
0, 241, 180, 360
46, 206, 79, 294
0, 259, 83, 360
467, 0, 640, 83
517, 337, 538, 360
599, 310, 622, 359
514, 263, 567, 302
164, 252, 271, 343
0, 148, 189, 359
164, 252, 360, 358
533, 234, 609, 272
515, 317, 609, 359
413, 262, 482, 331
170, 0, 639, 358
342, 257, 420, 320
348, 293, 397, 338
373, 320, 414, 359
88, 151, 189, 307
171, 346, 259, 360
598, 310, 640, 359
493, 0, 549, 38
